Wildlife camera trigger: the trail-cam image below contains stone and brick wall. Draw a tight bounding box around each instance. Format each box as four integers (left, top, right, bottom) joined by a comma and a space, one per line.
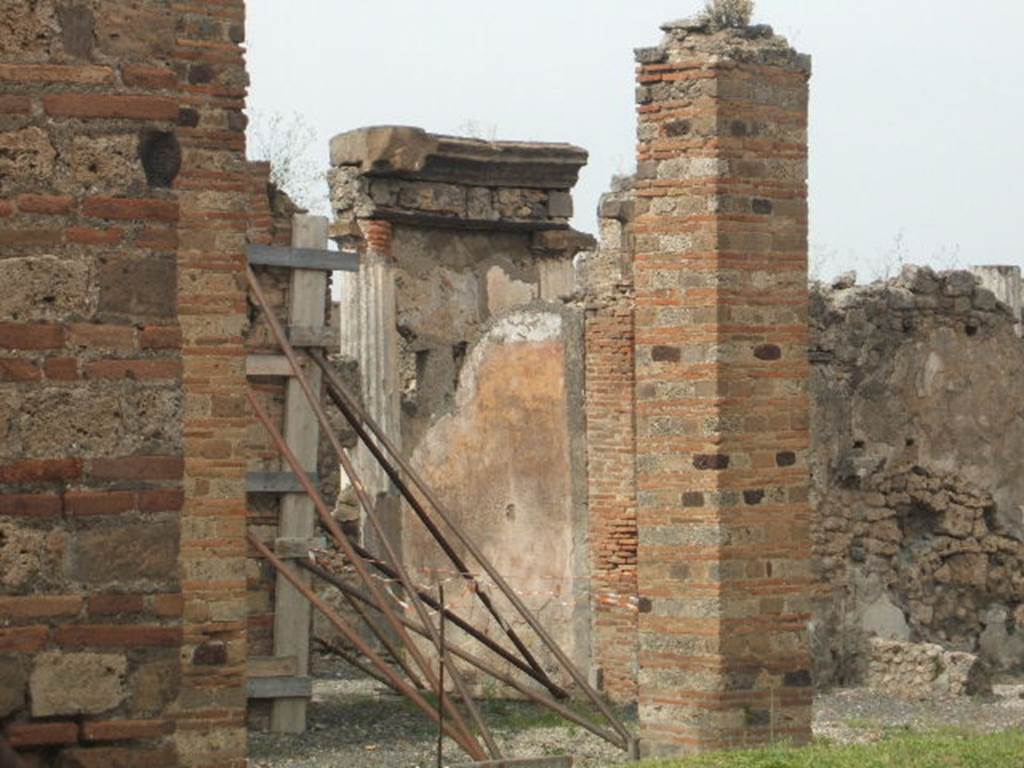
0, 2, 250, 765
628, 18, 813, 755
582, 181, 639, 703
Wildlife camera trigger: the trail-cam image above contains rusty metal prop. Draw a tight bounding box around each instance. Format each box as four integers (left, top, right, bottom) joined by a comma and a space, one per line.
309, 347, 566, 701
437, 581, 446, 768
336, 582, 427, 691
247, 392, 487, 761
247, 265, 635, 755
306, 347, 634, 747
314, 636, 400, 693
247, 267, 500, 760
300, 559, 626, 750
341, 542, 561, 693
249, 534, 482, 757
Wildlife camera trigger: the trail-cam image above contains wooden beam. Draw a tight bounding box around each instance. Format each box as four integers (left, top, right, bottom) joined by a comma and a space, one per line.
247, 244, 359, 273
274, 537, 327, 560
288, 326, 338, 349
248, 676, 313, 700
271, 213, 329, 734
247, 471, 319, 494
248, 656, 299, 679
246, 354, 295, 377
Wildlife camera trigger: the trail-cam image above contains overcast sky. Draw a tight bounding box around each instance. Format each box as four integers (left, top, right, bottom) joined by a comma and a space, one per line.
247, 1, 1024, 282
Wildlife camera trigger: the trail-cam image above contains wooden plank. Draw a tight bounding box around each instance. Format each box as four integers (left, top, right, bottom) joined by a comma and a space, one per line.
247, 354, 295, 377
247, 244, 359, 273
272, 213, 329, 734
248, 676, 313, 700
247, 471, 319, 494
248, 656, 299, 679
288, 325, 338, 349
275, 536, 327, 559
452, 758, 573, 768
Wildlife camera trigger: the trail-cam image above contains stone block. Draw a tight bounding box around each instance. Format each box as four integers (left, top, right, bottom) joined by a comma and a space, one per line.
0, 521, 68, 592
69, 520, 179, 586
30, 651, 128, 716
98, 253, 177, 320
0, 127, 57, 193
0, 655, 26, 717
0, 255, 96, 323
72, 134, 147, 191
17, 385, 182, 458
130, 655, 180, 715
0, 2, 58, 56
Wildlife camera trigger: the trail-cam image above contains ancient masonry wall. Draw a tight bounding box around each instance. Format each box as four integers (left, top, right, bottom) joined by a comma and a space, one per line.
328, 127, 595, 684
583, 181, 639, 703
0, 3, 250, 766
809, 268, 1024, 685
630, 20, 813, 755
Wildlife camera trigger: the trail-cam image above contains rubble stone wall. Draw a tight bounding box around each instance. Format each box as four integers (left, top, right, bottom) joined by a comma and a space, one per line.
0, 2, 250, 765
809, 268, 1024, 685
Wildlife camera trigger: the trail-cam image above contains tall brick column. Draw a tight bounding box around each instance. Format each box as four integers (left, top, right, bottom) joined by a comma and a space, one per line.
632, 19, 813, 755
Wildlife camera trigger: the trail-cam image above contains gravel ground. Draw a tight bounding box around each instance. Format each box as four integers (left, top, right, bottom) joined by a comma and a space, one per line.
250, 659, 1024, 768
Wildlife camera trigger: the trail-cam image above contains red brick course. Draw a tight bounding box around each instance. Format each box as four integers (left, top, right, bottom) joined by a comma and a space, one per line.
629, 28, 814, 755
0, 4, 250, 765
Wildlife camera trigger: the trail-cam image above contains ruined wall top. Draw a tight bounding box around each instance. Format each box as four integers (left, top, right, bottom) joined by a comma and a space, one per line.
636, 16, 811, 73
329, 126, 588, 234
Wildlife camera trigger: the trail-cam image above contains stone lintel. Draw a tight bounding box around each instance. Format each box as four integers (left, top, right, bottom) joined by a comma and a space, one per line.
330, 126, 588, 190
328, 126, 588, 233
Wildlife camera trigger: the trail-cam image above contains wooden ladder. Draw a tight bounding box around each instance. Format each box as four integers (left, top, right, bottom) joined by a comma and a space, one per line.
244, 214, 358, 733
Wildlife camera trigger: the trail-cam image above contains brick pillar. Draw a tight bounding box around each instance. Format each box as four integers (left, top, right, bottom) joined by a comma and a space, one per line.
632, 19, 813, 756
585, 185, 639, 703
174, 3, 250, 766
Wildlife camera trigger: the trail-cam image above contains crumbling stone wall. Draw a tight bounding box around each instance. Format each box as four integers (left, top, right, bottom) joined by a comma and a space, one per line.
1, 2, 250, 766
328, 127, 595, 684
809, 268, 1024, 685
866, 638, 991, 700
580, 179, 639, 703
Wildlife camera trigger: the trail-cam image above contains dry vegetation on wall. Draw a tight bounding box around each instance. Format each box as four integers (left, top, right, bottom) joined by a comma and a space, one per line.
702, 0, 756, 28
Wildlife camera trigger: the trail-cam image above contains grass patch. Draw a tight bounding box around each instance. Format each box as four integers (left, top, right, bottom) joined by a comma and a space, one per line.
636, 730, 1024, 768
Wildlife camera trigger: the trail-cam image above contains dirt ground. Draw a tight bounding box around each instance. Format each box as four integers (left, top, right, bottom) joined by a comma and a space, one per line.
249, 659, 1024, 768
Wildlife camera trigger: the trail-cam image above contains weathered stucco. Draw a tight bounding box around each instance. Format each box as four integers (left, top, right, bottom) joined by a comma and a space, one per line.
405, 311, 587, 682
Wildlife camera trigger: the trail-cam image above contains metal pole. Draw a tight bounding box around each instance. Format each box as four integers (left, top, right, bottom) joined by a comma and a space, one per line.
315, 636, 401, 693
249, 534, 482, 757
247, 267, 502, 760
300, 559, 626, 750
247, 392, 485, 761
311, 348, 567, 701
306, 348, 633, 745
337, 585, 426, 690
437, 581, 446, 768
341, 543, 559, 692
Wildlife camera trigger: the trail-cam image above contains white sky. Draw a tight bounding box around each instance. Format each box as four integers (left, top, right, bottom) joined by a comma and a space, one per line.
247, 1, 1024, 282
